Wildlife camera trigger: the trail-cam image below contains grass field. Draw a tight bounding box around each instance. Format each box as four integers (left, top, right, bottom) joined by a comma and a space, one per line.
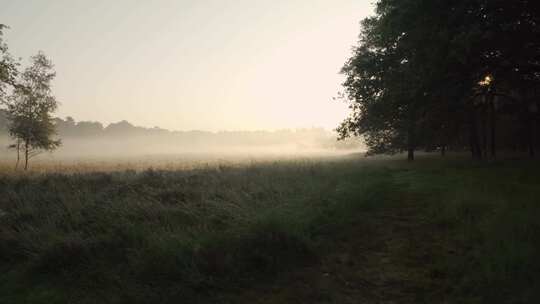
0, 155, 539, 303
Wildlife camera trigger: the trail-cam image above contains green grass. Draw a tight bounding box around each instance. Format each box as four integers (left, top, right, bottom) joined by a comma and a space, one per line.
0, 156, 539, 303
407, 160, 540, 303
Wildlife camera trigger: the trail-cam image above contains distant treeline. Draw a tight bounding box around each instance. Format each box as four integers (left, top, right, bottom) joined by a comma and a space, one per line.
0, 110, 362, 152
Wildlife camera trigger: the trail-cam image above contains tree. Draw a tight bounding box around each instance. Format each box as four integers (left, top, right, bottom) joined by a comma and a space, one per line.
0, 24, 18, 105
6, 52, 61, 170
339, 0, 540, 160
338, 2, 435, 160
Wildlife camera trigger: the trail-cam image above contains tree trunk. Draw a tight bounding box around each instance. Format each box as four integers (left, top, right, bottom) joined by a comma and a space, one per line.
24, 142, 29, 171
489, 96, 496, 159
408, 147, 415, 161
441, 144, 446, 157
470, 109, 482, 160
481, 107, 488, 159
530, 116, 536, 158
14, 141, 20, 170
407, 119, 415, 162
469, 135, 476, 159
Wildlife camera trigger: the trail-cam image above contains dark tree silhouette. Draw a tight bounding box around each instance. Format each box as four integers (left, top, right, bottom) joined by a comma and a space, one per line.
339, 0, 540, 160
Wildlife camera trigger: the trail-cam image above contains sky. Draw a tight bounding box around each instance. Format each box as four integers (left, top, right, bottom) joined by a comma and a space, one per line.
0, 0, 374, 132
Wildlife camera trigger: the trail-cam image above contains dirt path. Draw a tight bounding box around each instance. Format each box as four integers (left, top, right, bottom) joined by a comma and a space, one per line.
219, 201, 448, 304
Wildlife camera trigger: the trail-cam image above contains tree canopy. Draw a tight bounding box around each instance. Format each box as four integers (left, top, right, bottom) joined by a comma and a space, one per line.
0, 24, 18, 104
339, 0, 540, 160
6, 52, 61, 170
0, 26, 62, 169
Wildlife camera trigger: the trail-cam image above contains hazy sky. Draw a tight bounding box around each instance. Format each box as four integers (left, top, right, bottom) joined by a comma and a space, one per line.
0, 0, 373, 131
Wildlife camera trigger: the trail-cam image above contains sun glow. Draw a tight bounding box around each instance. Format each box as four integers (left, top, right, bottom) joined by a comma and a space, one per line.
0, 0, 374, 132
479, 74, 494, 87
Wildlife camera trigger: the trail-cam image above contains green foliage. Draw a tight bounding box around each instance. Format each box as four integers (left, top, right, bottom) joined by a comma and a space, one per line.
0, 24, 19, 104
5, 52, 61, 169
396, 160, 540, 302
0, 26, 61, 168
340, 0, 540, 158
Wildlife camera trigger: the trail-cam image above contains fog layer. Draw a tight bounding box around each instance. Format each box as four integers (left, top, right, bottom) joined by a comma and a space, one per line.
0, 114, 363, 160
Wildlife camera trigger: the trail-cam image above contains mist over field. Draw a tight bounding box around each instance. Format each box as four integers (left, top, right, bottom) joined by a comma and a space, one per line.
0, 112, 364, 166
0, 113, 363, 161
1, 0, 540, 303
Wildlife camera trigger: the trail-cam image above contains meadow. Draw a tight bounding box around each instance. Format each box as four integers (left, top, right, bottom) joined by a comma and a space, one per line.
0, 155, 539, 303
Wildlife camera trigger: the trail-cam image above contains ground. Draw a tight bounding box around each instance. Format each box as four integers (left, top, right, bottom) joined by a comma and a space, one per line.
1, 155, 539, 303
217, 169, 450, 304
226, 203, 444, 304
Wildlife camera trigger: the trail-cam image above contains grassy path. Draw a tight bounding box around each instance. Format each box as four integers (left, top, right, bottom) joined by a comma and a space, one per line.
220, 159, 540, 304
220, 199, 447, 303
